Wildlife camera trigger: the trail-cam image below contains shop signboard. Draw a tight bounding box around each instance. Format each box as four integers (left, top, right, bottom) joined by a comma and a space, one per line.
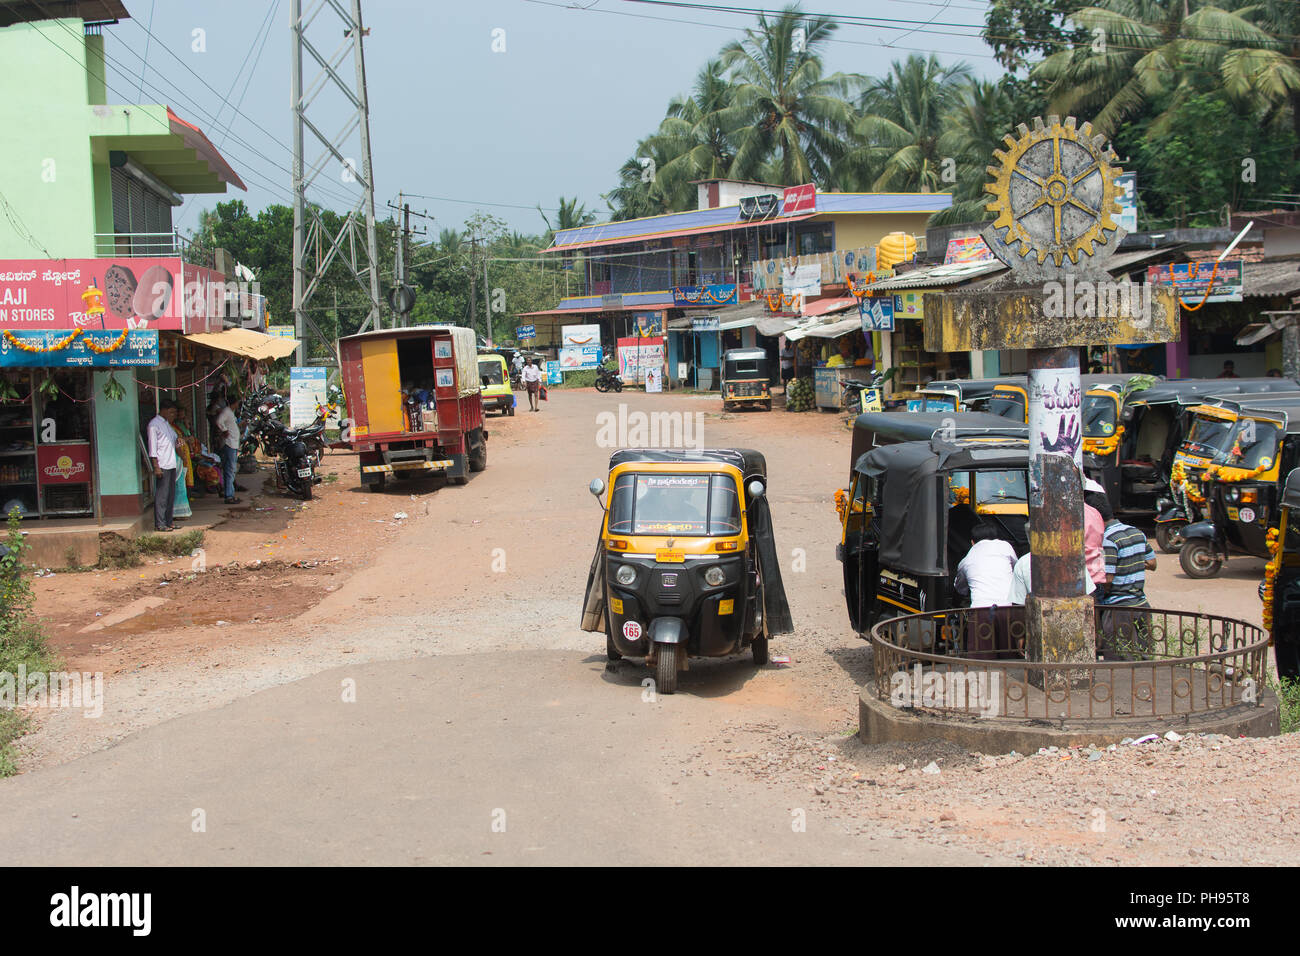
560, 345, 602, 371
37, 443, 91, 484
944, 236, 995, 264
893, 290, 929, 319
1146, 260, 1243, 303
782, 183, 816, 216
267, 326, 297, 339
561, 324, 601, 347
0, 258, 236, 332
617, 336, 664, 383
290, 366, 329, 428
672, 285, 737, 308
515, 324, 536, 340
691, 315, 720, 332
0, 328, 159, 367
545, 360, 562, 385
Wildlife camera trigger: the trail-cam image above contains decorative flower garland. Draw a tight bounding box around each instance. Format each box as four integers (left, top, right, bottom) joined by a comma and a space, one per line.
950, 485, 971, 506
834, 487, 848, 522
847, 273, 878, 298
82, 327, 129, 354
1170, 461, 1205, 505
766, 293, 802, 312
1203, 461, 1268, 483
1170, 260, 1220, 312
1262, 527, 1281, 633
3, 328, 81, 353
1083, 424, 1125, 457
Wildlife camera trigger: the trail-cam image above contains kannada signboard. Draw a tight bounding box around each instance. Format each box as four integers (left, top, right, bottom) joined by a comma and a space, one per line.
691, 315, 720, 332
290, 366, 329, 428
672, 285, 737, 308
617, 336, 664, 383
0, 258, 233, 332
1146, 260, 1244, 304
0, 328, 159, 367
515, 324, 536, 340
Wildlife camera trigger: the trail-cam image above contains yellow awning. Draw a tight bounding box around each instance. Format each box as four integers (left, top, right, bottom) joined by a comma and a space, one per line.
182, 328, 300, 361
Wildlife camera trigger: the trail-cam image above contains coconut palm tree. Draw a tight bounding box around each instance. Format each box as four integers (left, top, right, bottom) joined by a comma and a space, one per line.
931, 79, 1020, 224
1032, 0, 1300, 139
538, 197, 597, 243
842, 54, 973, 193
718, 4, 861, 186
647, 60, 741, 203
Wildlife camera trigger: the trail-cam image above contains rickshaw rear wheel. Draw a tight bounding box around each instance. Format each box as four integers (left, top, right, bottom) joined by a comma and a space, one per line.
1155, 522, 1186, 554
751, 636, 769, 665
1179, 539, 1223, 579
655, 644, 679, 694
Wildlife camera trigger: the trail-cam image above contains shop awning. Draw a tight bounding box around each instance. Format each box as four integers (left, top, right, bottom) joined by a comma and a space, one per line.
755, 317, 797, 336
804, 316, 864, 339
182, 328, 300, 361
802, 296, 858, 317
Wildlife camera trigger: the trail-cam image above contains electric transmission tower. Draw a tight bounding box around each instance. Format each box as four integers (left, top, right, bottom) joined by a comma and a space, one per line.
290, 0, 383, 367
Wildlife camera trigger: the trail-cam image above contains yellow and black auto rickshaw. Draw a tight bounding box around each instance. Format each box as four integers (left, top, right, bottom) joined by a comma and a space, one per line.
836, 433, 1030, 633
1260, 466, 1300, 681
720, 348, 773, 411
580, 448, 793, 693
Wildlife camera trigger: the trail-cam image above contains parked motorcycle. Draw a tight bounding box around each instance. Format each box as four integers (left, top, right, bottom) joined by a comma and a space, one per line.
594, 366, 624, 393
257, 417, 320, 501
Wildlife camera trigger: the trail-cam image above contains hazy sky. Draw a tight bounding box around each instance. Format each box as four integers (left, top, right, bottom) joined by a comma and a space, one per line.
97, 0, 999, 238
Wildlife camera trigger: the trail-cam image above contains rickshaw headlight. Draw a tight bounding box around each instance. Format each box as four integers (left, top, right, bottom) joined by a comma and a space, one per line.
704, 566, 726, 587
615, 564, 636, 586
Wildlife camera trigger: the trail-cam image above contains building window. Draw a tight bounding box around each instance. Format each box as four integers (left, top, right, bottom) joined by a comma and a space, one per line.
111, 166, 175, 255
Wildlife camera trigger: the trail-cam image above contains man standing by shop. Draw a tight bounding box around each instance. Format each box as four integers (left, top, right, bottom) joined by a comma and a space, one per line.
216, 396, 242, 505
521, 358, 543, 412
148, 400, 180, 532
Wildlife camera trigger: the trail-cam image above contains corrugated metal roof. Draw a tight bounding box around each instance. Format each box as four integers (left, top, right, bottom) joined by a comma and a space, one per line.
1244, 260, 1300, 298
867, 260, 1005, 291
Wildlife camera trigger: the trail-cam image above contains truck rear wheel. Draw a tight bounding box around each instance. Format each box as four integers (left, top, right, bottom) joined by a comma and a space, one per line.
469, 434, 488, 472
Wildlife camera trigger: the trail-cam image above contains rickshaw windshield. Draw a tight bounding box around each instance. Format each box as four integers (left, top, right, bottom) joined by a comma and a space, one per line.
1185, 414, 1236, 456
608, 472, 742, 536
923, 396, 957, 413
989, 392, 1026, 421
973, 470, 1028, 505
478, 361, 505, 386
1083, 393, 1119, 438
1229, 419, 1281, 469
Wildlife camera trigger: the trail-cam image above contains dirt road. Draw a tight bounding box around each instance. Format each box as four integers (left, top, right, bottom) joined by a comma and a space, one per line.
7, 388, 1297, 865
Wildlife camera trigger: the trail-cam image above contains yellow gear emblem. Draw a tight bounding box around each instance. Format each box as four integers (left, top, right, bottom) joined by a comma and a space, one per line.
984, 115, 1123, 267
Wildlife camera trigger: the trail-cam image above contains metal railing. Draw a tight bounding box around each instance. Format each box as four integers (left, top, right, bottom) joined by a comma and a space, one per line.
93, 233, 215, 268
870, 605, 1269, 722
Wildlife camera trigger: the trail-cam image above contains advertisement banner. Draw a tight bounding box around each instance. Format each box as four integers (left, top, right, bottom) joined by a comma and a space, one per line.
893, 290, 928, 319
1115, 172, 1138, 233
617, 336, 664, 383
559, 345, 602, 371
859, 297, 894, 332
781, 263, 821, 298
0, 328, 158, 367
561, 324, 601, 347
37, 444, 92, 485
290, 366, 329, 428
782, 183, 816, 216
0, 258, 236, 332
1028, 367, 1083, 475
944, 236, 995, 264
633, 311, 664, 336
545, 360, 562, 385
1146, 260, 1243, 303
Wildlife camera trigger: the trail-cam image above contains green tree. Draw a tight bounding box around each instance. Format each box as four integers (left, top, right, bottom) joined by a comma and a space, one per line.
984, 0, 1090, 72
718, 4, 860, 186
932, 79, 1021, 224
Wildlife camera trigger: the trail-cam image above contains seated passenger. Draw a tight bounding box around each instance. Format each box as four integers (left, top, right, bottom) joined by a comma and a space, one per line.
953, 523, 1016, 608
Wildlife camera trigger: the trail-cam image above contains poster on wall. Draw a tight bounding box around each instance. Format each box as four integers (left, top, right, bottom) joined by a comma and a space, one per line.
290, 367, 329, 428
1115, 172, 1138, 233
1027, 367, 1083, 481
560, 345, 602, 370
545, 360, 562, 385
893, 290, 928, 319
781, 263, 821, 298
617, 336, 664, 383
859, 297, 894, 332
633, 311, 665, 336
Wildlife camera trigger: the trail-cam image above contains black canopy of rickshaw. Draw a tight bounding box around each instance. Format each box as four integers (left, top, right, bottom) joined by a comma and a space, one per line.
854, 437, 1029, 577
1283, 467, 1300, 511
920, 378, 1017, 401
608, 447, 767, 481
721, 349, 770, 379
849, 411, 1027, 483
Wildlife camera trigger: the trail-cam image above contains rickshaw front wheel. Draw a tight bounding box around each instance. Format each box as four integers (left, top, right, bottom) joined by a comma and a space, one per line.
655, 644, 680, 694
1179, 539, 1223, 579
1155, 522, 1186, 554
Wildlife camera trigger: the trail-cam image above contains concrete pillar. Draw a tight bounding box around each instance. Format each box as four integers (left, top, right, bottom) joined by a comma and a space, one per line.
1283, 319, 1300, 383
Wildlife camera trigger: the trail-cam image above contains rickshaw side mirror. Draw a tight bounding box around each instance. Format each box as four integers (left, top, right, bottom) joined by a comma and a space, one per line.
589, 478, 606, 502
748, 480, 765, 498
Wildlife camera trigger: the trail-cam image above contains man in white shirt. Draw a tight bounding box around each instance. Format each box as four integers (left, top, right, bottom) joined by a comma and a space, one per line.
1007, 553, 1096, 605
215, 396, 242, 504
521, 359, 543, 411
147, 400, 180, 531
953, 523, 1017, 607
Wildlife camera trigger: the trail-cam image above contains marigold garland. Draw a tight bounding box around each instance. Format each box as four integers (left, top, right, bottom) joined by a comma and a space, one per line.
1262, 527, 1281, 633
1203, 461, 1268, 483
82, 327, 129, 353
834, 487, 848, 522
3, 328, 81, 353
1083, 424, 1125, 457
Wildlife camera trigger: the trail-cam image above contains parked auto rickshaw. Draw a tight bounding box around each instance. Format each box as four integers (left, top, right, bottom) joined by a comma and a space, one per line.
1178, 400, 1300, 578
837, 434, 1029, 633
1260, 467, 1300, 680
992, 373, 1128, 425
846, 411, 1027, 485
720, 348, 772, 411
1162, 388, 1300, 551
580, 448, 794, 693
477, 352, 516, 416
914, 378, 1017, 415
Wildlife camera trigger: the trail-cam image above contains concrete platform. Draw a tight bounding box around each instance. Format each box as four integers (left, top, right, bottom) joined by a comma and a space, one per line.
859, 684, 1281, 754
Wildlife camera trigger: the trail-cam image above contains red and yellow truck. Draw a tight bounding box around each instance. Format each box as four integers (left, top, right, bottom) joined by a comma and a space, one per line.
339, 325, 486, 491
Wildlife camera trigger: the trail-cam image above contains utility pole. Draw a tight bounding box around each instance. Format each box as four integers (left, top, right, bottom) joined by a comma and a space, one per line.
467, 234, 481, 338
385, 192, 429, 327
483, 256, 492, 346
290, 0, 383, 365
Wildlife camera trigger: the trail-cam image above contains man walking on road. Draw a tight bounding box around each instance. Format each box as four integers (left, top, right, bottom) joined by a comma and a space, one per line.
522, 358, 543, 411
216, 396, 242, 505
147, 399, 180, 531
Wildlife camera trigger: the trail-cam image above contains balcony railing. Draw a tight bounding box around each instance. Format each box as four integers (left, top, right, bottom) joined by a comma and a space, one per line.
93, 232, 215, 269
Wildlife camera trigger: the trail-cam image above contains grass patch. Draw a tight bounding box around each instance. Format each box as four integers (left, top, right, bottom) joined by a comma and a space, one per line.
1272, 676, 1300, 734
1, 510, 60, 775
324, 472, 339, 483
556, 369, 597, 388
96, 529, 205, 569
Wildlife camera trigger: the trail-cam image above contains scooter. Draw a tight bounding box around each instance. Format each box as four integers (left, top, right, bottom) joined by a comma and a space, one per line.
594, 366, 624, 393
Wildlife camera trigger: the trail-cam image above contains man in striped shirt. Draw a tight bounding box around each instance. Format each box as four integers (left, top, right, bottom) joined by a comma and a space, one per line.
1097, 495, 1157, 658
